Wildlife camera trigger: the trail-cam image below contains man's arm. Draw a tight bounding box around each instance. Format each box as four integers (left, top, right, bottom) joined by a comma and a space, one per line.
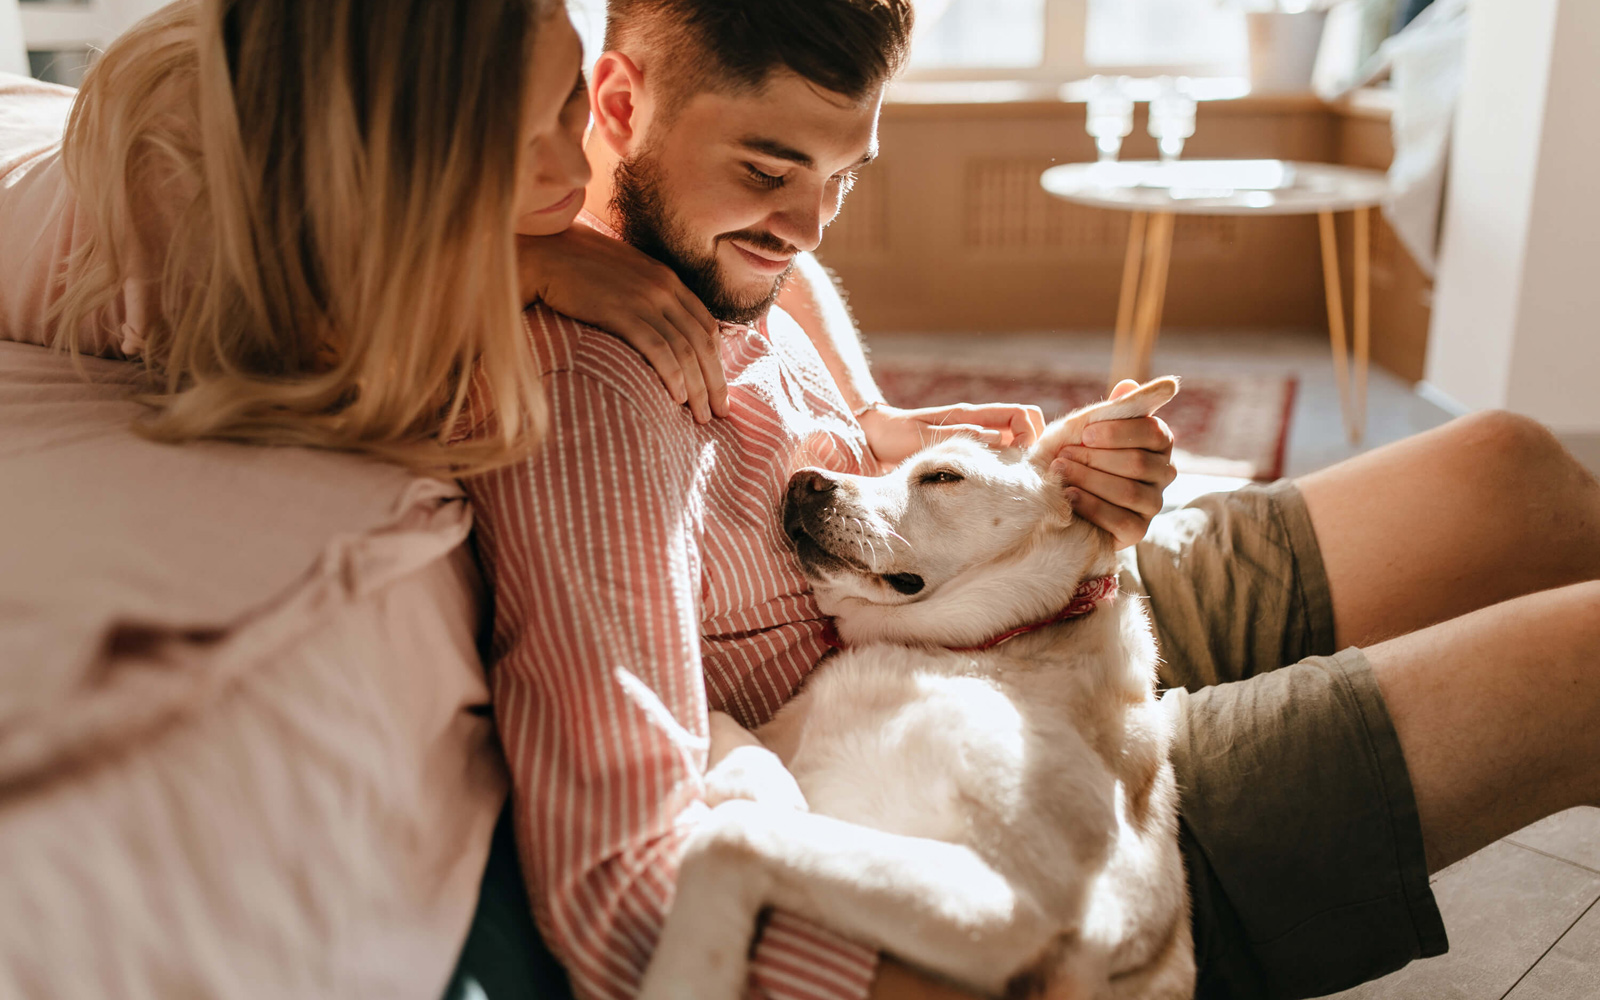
462, 357, 876, 1000
777, 254, 1044, 463
777, 252, 884, 414
778, 255, 1173, 546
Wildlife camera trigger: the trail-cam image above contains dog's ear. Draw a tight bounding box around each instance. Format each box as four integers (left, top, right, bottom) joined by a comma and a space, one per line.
1028, 376, 1180, 469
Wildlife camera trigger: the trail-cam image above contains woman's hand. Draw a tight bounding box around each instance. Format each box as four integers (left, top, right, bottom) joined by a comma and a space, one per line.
858, 402, 1047, 467
517, 228, 729, 423
1048, 380, 1177, 550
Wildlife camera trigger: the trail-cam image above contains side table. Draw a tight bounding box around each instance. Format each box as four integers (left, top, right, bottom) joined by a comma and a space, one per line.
1040, 159, 1391, 443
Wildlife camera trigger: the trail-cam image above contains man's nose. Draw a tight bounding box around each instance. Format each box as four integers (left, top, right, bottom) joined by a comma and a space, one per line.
786, 468, 839, 507
767, 189, 828, 254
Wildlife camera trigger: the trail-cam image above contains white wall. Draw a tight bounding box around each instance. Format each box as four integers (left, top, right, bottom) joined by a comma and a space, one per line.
2, 0, 27, 77
1426, 0, 1600, 434
1502, 0, 1600, 431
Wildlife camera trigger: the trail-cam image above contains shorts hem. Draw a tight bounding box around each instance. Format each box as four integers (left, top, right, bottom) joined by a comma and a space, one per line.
1328, 645, 1450, 960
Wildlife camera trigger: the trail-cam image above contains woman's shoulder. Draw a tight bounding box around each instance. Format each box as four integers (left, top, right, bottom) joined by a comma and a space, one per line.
0, 75, 136, 357
0, 75, 86, 352
0, 72, 74, 181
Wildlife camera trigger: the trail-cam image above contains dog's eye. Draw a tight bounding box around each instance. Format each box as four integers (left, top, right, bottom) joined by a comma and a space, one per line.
918, 470, 964, 486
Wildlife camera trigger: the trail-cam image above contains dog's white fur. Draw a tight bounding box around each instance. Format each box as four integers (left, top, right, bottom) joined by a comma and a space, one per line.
638, 378, 1194, 1000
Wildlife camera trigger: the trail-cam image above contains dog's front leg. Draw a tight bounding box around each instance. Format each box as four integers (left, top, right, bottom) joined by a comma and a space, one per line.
636, 804, 775, 1000
640, 800, 1069, 1000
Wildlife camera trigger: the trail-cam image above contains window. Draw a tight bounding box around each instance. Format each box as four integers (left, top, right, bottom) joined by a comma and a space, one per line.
903, 0, 1247, 82
908, 0, 1047, 70
17, 0, 172, 84
18, 0, 106, 85
567, 0, 607, 72
1085, 0, 1245, 74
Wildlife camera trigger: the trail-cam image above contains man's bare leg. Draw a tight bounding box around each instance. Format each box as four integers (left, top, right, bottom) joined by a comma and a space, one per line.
1365, 581, 1600, 872
1298, 411, 1600, 648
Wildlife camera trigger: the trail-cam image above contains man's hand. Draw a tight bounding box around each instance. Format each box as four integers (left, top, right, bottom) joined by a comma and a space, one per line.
1049, 380, 1177, 550
859, 402, 1047, 467
517, 228, 728, 423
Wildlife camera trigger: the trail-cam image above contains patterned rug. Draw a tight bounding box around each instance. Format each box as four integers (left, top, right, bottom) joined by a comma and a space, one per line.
872, 361, 1298, 482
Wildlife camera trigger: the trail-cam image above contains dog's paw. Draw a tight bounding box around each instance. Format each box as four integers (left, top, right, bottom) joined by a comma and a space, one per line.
705, 745, 809, 813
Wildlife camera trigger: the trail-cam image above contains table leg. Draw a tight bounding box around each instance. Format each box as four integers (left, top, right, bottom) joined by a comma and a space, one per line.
1318, 210, 1357, 444
1110, 211, 1149, 390
1353, 207, 1371, 444
1130, 212, 1175, 384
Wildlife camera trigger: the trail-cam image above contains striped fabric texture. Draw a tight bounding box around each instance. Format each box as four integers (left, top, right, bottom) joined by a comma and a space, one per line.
460, 300, 884, 1000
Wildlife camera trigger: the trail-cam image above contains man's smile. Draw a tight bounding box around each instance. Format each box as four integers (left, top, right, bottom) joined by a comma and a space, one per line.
727, 239, 794, 275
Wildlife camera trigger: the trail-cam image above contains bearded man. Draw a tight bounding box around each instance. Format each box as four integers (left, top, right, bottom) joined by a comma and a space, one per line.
452, 3, 1600, 1000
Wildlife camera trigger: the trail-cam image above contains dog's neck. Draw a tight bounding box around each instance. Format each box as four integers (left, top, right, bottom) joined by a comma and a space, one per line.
822, 522, 1118, 650
823, 572, 1119, 652
942, 573, 1119, 651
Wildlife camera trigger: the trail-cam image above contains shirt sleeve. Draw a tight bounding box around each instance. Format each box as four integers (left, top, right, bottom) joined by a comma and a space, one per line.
462, 368, 877, 1000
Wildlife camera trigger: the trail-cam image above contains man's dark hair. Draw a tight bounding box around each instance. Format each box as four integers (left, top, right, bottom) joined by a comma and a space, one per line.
605, 0, 915, 105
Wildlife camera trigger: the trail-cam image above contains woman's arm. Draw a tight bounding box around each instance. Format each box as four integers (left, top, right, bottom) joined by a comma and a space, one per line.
517, 227, 729, 422
775, 252, 883, 414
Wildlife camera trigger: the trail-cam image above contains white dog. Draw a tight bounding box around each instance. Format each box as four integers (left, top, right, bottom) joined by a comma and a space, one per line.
638, 378, 1194, 1000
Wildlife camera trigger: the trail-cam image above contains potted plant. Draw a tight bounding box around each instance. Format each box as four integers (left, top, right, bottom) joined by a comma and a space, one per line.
1232, 0, 1345, 93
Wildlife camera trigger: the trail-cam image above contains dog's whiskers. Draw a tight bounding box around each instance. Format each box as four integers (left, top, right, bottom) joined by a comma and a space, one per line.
853, 516, 889, 569
853, 517, 876, 565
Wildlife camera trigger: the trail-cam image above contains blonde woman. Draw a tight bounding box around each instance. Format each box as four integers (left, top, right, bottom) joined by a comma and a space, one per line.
0, 0, 728, 470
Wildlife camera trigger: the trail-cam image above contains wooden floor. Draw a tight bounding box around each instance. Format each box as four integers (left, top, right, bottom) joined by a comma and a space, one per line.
864, 328, 1600, 1000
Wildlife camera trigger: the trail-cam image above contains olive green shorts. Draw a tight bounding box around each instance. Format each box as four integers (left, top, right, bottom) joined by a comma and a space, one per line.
1123, 481, 1449, 999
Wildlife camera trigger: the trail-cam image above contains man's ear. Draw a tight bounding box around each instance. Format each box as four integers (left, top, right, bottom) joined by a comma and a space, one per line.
589, 51, 648, 156
1028, 376, 1180, 468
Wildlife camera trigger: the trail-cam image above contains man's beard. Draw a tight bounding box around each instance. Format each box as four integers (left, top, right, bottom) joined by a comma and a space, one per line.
610, 149, 794, 325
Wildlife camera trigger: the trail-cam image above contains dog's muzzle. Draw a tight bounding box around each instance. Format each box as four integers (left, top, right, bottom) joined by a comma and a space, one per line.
782, 469, 839, 541
783, 469, 857, 575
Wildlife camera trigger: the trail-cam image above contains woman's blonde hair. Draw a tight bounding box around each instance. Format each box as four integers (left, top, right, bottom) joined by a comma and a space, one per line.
52, 0, 551, 476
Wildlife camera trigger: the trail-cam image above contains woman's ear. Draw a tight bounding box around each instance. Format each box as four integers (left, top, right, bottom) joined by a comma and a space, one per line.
589, 51, 647, 156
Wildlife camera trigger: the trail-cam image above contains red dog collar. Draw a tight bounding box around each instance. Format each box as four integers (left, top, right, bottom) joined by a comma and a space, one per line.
820, 574, 1120, 653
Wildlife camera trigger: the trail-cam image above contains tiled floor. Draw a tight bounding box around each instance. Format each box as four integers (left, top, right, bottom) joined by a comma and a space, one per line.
864, 328, 1600, 1000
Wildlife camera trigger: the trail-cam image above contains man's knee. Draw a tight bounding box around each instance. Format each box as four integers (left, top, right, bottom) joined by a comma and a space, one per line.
1447, 410, 1590, 489
1571, 579, 1600, 625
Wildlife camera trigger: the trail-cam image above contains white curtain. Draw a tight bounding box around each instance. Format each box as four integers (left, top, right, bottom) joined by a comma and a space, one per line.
1, 0, 27, 78
1381, 0, 1469, 276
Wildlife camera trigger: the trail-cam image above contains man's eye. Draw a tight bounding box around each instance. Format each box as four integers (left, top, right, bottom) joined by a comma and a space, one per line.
918, 470, 964, 485
744, 164, 786, 190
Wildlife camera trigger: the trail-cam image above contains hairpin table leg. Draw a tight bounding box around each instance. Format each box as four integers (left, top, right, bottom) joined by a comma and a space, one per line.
1130, 212, 1175, 384
1110, 211, 1149, 390
1353, 207, 1371, 444
1319, 210, 1358, 444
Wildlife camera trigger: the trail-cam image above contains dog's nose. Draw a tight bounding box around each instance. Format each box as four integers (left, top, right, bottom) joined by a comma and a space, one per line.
787, 469, 838, 502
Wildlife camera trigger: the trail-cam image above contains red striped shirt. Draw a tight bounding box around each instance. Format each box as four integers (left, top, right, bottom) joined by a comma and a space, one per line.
460, 300, 883, 1000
